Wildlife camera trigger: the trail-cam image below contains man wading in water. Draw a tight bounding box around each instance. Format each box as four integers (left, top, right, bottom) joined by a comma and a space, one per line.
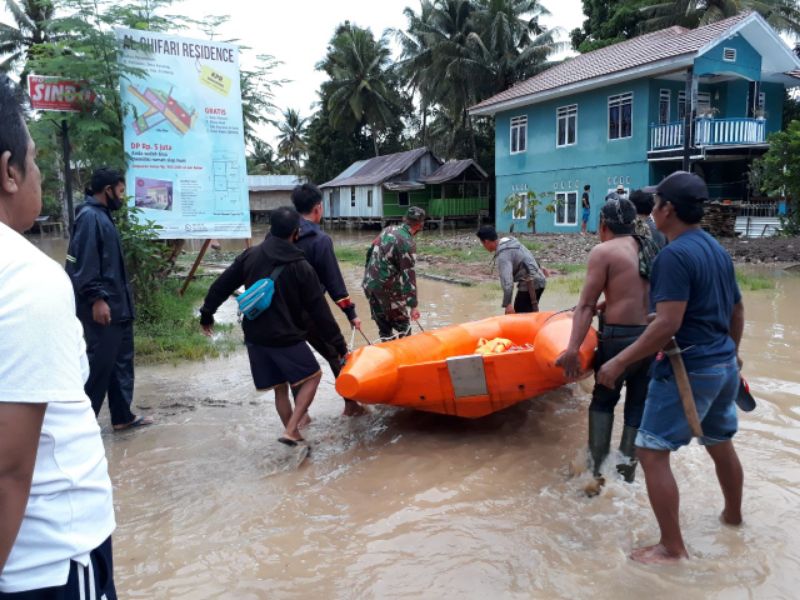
199, 207, 347, 447
557, 196, 656, 494
597, 172, 744, 564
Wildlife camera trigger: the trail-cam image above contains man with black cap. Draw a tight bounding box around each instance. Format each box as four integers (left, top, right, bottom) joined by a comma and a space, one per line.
66, 168, 153, 432
556, 193, 654, 494
597, 171, 745, 564
363, 206, 425, 340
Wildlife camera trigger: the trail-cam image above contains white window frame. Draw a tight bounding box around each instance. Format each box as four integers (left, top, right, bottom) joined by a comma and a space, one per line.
350, 186, 356, 208
367, 189, 373, 208
758, 91, 766, 111
608, 92, 633, 140
511, 193, 528, 220
554, 191, 578, 226
678, 91, 687, 120
556, 104, 578, 147
658, 89, 671, 125
510, 115, 527, 154
723, 47, 737, 62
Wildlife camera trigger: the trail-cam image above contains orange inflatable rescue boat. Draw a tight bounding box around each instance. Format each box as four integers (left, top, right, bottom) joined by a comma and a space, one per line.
336, 311, 597, 418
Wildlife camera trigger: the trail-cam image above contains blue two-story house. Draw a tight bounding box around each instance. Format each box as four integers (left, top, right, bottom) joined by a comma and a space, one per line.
469, 12, 800, 233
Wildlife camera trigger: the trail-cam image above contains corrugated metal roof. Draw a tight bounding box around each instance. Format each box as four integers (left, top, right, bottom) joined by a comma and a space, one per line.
471, 13, 752, 113
421, 159, 488, 184
248, 175, 303, 192
320, 148, 433, 188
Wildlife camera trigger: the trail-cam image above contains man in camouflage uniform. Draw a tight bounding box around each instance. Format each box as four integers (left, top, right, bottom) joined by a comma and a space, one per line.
363, 206, 426, 340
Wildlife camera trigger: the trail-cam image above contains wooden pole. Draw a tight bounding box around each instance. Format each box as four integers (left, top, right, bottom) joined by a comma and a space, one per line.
179, 239, 210, 296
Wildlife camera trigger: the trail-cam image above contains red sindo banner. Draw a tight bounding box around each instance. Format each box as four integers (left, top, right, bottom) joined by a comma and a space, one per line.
28, 75, 96, 112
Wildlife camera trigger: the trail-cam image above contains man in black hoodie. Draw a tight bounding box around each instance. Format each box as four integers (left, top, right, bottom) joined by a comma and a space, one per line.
199, 206, 347, 445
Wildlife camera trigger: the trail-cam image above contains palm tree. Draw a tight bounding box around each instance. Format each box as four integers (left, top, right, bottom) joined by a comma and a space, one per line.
396, 0, 559, 159
0, 0, 56, 84
641, 0, 800, 35
247, 139, 279, 174
319, 22, 404, 156
276, 108, 308, 172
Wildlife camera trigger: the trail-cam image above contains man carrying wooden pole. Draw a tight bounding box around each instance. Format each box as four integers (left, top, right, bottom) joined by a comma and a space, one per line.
597, 171, 745, 565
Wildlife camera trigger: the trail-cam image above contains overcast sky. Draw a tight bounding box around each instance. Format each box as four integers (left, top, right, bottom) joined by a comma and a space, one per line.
177, 0, 584, 143
3, 0, 585, 144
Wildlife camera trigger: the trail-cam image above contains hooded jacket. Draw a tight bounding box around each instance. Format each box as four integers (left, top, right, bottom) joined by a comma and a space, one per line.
65, 197, 135, 322
200, 235, 346, 353
495, 237, 546, 307
295, 217, 357, 321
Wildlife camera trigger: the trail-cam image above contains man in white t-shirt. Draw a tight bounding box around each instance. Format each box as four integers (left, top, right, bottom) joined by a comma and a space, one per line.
0, 77, 117, 598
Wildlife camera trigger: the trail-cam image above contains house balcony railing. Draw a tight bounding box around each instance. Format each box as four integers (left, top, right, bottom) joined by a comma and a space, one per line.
650, 117, 767, 151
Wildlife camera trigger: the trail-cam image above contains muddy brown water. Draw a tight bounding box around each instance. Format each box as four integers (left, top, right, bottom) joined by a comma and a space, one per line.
29, 233, 800, 599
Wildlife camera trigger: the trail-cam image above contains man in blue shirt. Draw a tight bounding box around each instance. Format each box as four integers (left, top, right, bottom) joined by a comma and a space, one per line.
597, 171, 745, 565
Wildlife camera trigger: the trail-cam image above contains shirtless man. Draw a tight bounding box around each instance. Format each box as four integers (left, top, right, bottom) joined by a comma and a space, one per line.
556, 195, 654, 492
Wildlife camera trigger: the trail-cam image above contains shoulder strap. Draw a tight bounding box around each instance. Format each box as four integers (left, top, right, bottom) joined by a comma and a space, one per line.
270, 264, 285, 281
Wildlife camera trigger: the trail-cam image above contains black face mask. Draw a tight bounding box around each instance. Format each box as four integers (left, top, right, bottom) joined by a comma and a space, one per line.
105, 189, 123, 211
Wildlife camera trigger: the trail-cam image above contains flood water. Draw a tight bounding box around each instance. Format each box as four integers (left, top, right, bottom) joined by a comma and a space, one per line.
30, 233, 800, 598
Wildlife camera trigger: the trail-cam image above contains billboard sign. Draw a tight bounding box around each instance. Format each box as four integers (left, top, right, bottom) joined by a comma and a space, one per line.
28, 75, 97, 112
117, 28, 250, 239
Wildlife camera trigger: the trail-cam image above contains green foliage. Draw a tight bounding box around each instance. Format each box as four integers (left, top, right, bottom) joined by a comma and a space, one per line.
114, 204, 169, 311
502, 189, 554, 233
570, 0, 649, 53
639, 0, 800, 35
134, 278, 238, 364
0, 0, 56, 84
276, 108, 308, 171
240, 55, 283, 145
318, 21, 409, 157
751, 120, 800, 235
334, 244, 368, 265
735, 269, 775, 291
304, 104, 374, 184
395, 0, 560, 162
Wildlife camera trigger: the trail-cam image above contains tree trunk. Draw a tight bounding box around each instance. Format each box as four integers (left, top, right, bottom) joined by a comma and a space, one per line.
372, 126, 379, 157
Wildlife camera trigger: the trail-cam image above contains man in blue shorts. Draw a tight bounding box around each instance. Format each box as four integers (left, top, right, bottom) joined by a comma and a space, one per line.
199, 206, 347, 446
597, 171, 745, 565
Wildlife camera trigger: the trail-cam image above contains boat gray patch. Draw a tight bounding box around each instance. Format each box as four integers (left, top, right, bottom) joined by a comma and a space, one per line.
447, 355, 488, 398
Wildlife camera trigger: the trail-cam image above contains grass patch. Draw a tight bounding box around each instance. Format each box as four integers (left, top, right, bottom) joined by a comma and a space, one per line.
549, 262, 586, 274
334, 245, 367, 265
521, 240, 544, 253
135, 278, 238, 365
416, 241, 483, 263
546, 272, 585, 295
735, 270, 775, 291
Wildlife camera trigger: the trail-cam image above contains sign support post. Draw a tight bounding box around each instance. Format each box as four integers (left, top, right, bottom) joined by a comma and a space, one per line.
61, 119, 74, 231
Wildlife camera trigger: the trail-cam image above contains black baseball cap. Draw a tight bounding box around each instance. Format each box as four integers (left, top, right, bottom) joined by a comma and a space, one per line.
643, 171, 708, 205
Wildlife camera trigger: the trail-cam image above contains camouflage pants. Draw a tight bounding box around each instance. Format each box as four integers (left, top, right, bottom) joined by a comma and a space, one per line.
366, 292, 411, 341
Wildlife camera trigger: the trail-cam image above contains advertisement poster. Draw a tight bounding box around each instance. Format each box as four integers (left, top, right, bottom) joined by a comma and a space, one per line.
117, 28, 251, 239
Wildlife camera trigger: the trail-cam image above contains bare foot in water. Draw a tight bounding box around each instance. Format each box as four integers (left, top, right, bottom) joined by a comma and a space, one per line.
630, 543, 688, 565
298, 414, 311, 429
343, 400, 368, 417
720, 510, 743, 526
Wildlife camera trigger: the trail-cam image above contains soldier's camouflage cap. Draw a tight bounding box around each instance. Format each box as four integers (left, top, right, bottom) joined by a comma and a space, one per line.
406, 206, 426, 223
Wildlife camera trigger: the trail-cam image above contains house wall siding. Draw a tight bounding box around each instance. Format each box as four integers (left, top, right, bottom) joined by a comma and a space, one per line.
494, 78, 651, 233
383, 189, 430, 217
329, 185, 382, 218
695, 34, 762, 81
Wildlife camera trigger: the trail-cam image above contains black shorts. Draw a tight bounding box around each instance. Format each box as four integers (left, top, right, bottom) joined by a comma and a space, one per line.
246, 341, 321, 391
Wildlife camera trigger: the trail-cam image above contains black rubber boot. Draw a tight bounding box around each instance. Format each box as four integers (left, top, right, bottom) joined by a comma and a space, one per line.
616, 425, 639, 483
588, 410, 614, 478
